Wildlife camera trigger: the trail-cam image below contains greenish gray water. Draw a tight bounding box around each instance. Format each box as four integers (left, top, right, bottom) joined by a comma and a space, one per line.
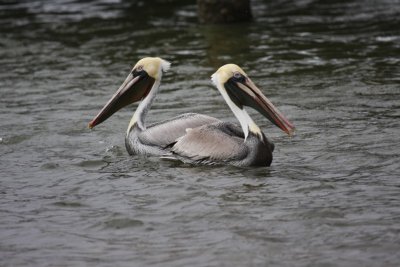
1, 0, 400, 266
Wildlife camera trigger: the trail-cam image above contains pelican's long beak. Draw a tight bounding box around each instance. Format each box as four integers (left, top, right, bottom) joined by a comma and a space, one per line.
88, 70, 155, 129
225, 77, 295, 136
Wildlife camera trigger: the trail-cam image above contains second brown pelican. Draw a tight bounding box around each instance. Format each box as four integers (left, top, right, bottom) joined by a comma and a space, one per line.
167, 64, 295, 167
88, 57, 219, 155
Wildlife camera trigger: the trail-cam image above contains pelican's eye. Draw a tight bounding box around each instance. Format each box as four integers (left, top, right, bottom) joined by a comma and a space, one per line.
233, 71, 245, 83
132, 65, 145, 77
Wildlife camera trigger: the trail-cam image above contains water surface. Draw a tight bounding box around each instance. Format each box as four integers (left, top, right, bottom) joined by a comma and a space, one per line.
1, 0, 400, 266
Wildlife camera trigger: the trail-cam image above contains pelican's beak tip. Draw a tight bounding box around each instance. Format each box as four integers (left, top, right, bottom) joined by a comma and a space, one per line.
287, 127, 296, 137
88, 121, 94, 129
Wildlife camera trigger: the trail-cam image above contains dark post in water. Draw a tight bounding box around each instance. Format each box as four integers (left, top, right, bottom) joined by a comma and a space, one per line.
197, 0, 252, 24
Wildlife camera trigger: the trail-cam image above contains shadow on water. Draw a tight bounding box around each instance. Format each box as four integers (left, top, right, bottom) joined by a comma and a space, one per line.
200, 23, 254, 68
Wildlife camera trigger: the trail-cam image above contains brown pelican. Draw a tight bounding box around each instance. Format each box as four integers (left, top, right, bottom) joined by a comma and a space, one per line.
88, 57, 219, 155
167, 64, 295, 167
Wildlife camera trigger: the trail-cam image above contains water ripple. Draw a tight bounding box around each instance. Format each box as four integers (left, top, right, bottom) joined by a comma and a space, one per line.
1, 0, 400, 266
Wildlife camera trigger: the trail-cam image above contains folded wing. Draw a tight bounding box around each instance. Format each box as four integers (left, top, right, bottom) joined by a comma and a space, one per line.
138, 113, 220, 147
170, 122, 248, 164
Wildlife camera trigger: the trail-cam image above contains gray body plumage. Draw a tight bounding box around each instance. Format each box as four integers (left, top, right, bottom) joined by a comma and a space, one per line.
125, 113, 220, 155
169, 121, 275, 167
125, 111, 275, 166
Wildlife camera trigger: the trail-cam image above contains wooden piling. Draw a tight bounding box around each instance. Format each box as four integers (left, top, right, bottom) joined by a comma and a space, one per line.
197, 0, 252, 24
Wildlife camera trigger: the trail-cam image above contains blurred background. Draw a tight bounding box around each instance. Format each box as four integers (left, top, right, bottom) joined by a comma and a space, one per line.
1, 0, 400, 266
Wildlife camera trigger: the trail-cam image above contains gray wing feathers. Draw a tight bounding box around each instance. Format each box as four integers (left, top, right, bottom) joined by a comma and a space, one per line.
171, 122, 247, 163
139, 113, 220, 147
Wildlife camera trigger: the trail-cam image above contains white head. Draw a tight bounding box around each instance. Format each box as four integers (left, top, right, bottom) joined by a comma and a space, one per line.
211, 64, 295, 139
89, 57, 170, 129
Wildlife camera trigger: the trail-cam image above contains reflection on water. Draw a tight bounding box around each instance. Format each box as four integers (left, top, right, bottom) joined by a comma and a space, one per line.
1, 0, 400, 266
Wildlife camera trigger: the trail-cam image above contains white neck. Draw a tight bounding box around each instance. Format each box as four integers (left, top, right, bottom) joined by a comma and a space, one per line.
215, 82, 262, 141
127, 79, 161, 134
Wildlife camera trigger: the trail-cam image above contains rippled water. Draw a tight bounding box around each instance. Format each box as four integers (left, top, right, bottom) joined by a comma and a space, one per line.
1, 0, 400, 266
